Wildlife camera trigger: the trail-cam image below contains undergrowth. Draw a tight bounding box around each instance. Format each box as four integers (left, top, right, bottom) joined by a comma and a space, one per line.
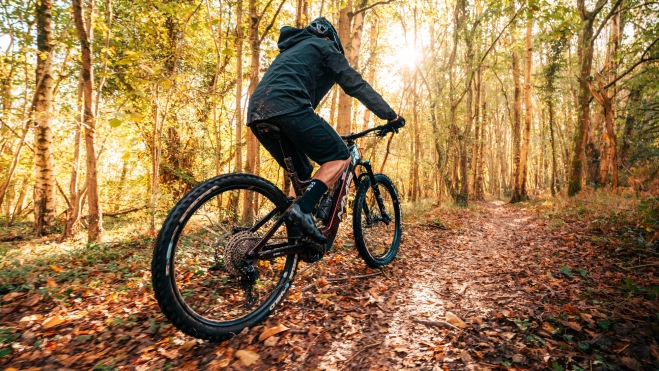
535, 188, 658, 258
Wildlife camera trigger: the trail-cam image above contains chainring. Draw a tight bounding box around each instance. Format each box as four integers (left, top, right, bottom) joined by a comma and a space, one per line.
299, 237, 327, 263
223, 230, 259, 277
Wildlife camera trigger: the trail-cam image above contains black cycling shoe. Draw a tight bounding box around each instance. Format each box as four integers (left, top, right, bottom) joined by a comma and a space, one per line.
285, 204, 327, 243
299, 237, 326, 263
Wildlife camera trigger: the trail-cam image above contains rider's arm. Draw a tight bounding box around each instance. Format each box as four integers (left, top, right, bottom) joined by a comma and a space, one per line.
322, 44, 397, 121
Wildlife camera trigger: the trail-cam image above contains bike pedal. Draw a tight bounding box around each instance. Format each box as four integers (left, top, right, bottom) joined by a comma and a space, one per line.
300, 237, 324, 253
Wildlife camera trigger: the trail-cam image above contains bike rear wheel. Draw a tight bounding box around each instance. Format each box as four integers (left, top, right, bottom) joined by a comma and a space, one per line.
353, 173, 402, 267
151, 173, 298, 341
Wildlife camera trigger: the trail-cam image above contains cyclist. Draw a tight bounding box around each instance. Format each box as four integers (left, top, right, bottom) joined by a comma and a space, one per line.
247, 17, 405, 245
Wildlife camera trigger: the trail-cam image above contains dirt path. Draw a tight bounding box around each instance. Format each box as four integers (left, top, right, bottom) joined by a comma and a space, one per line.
2, 201, 658, 370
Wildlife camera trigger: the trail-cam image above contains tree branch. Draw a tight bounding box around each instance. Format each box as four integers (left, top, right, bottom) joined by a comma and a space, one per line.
452, 8, 521, 108
350, 0, 396, 18
602, 36, 659, 90
594, 0, 624, 40
260, 0, 287, 44
256, 0, 276, 25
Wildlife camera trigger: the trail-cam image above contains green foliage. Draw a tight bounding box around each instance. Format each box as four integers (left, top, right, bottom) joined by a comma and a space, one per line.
559, 265, 573, 278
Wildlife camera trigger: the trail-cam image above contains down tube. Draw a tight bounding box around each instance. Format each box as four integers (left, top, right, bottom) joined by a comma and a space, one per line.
320, 164, 355, 241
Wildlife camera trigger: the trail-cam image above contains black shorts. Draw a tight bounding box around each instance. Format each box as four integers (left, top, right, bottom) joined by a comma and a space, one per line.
249, 108, 350, 180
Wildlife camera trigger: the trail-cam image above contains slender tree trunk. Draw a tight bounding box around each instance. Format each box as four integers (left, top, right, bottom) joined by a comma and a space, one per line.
349, 1, 367, 68
589, 74, 619, 189
73, 0, 103, 241
516, 15, 533, 201
34, 0, 57, 235
0, 122, 28, 212
360, 19, 378, 149
243, 0, 260, 223
328, 86, 338, 128
509, 12, 523, 203
620, 88, 641, 167
412, 79, 420, 202
150, 92, 161, 230
205, 0, 223, 176
336, 0, 352, 134
549, 98, 558, 195
234, 0, 244, 174
63, 78, 83, 239
476, 87, 486, 200
470, 68, 482, 196
10, 178, 28, 226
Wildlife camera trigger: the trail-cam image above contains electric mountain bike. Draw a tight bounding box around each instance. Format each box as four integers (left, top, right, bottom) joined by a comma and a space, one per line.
151, 122, 402, 341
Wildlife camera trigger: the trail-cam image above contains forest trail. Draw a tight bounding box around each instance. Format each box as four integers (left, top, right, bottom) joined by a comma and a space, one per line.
2, 201, 658, 370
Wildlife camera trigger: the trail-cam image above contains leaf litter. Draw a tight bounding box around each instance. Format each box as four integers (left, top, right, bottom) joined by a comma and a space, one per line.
0, 201, 658, 370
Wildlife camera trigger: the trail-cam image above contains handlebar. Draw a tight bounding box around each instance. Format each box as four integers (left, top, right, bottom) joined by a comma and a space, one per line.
340, 124, 390, 141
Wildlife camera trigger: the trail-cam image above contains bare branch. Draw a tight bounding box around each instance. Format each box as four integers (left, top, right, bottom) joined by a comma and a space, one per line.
602, 36, 659, 90
350, 0, 396, 18
594, 0, 624, 40
260, 0, 287, 44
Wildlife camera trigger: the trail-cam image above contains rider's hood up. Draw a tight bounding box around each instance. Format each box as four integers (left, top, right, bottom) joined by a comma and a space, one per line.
277, 26, 317, 52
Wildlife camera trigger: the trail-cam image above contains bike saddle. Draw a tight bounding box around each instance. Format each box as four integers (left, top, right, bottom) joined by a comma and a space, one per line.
255, 123, 281, 136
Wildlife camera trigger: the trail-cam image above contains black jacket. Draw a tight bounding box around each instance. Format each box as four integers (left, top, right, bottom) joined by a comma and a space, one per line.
247, 26, 396, 124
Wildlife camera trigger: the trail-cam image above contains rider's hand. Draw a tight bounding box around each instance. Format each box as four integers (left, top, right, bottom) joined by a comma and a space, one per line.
387, 116, 405, 133
388, 116, 406, 132
376, 116, 405, 137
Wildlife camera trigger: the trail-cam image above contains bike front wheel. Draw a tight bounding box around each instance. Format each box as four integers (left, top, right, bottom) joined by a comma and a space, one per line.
352, 173, 402, 267
151, 173, 298, 341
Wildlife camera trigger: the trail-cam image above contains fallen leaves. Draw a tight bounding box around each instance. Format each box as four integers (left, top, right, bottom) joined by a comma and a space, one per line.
42, 315, 65, 329
2, 292, 25, 302
49, 264, 64, 272
234, 349, 260, 366
258, 323, 289, 342
1, 201, 658, 371
445, 311, 467, 329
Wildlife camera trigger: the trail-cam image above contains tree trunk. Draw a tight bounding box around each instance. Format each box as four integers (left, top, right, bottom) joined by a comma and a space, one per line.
516, 15, 533, 202
549, 98, 558, 195
568, 0, 608, 196
243, 0, 260, 223
588, 74, 618, 189
336, 0, 352, 134
63, 78, 84, 239
73, 0, 103, 241
34, 0, 57, 235
509, 11, 524, 203
0, 122, 28, 212
234, 0, 244, 174
620, 88, 641, 167
360, 19, 378, 149
470, 68, 482, 197
412, 78, 420, 202
476, 86, 486, 200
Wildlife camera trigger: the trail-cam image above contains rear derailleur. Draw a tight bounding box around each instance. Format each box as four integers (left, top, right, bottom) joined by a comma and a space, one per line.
237, 260, 259, 309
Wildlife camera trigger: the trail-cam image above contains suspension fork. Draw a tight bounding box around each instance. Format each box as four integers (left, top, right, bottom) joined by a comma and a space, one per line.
358, 160, 391, 224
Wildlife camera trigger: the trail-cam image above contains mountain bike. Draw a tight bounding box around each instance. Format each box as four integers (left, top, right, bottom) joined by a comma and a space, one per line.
151, 122, 402, 341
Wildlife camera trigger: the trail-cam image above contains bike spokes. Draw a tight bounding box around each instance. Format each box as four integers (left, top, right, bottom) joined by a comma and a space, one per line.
172, 187, 290, 322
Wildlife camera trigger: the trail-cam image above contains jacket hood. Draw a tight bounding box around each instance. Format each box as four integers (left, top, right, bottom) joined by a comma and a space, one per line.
277, 26, 316, 52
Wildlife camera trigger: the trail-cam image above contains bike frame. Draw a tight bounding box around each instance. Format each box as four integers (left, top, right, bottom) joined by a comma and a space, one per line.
245, 127, 391, 261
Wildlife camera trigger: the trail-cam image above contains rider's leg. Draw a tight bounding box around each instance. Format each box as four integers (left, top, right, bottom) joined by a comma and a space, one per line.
312, 158, 351, 188
293, 156, 350, 217
251, 108, 349, 243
